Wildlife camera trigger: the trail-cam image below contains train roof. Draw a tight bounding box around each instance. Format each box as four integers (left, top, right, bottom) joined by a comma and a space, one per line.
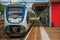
7, 4, 25, 7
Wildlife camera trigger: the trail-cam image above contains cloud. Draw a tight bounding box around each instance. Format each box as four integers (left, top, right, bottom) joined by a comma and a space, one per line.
11, 0, 18, 2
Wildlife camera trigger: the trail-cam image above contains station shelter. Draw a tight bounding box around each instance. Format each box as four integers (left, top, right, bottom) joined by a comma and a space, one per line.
32, 0, 60, 27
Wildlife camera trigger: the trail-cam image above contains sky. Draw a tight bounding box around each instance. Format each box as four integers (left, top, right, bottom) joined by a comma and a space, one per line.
1, 0, 49, 2
1, 0, 18, 2
1, 0, 49, 7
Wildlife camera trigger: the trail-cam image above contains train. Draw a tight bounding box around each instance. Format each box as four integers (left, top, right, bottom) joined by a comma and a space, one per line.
4, 3, 29, 36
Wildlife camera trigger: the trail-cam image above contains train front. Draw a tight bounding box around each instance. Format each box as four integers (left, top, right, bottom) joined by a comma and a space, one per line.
4, 4, 28, 36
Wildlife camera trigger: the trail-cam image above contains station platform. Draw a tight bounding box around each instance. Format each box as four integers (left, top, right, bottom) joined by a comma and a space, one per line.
25, 27, 60, 40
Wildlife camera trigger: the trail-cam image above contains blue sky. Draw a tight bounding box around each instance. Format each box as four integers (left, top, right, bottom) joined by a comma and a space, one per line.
18, 0, 49, 2
1, 0, 49, 7
2, 0, 49, 2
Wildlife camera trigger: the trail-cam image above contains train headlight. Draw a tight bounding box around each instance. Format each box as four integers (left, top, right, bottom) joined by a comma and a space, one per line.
8, 18, 21, 23
8, 18, 13, 22
4, 26, 11, 35
20, 25, 26, 33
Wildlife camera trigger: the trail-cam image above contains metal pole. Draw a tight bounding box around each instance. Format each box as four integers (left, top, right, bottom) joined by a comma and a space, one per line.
10, 0, 11, 4
49, 0, 52, 27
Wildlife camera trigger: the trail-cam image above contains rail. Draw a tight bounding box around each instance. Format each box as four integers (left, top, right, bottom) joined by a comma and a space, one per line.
0, 19, 4, 28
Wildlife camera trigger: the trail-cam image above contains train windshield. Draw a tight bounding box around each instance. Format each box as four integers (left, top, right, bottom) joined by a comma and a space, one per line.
9, 13, 22, 18
8, 7, 23, 23
8, 7, 23, 12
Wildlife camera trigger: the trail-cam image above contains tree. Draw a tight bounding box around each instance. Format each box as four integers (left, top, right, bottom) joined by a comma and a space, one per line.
0, 3, 6, 15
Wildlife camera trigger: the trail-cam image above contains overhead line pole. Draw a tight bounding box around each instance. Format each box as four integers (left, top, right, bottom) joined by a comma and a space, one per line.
49, 0, 52, 27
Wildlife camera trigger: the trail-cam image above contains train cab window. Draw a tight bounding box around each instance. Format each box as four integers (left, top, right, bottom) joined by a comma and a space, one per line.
9, 13, 22, 18
8, 7, 23, 12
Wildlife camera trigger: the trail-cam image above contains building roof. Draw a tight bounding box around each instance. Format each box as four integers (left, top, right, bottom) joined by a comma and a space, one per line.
33, 3, 48, 7
51, 0, 60, 2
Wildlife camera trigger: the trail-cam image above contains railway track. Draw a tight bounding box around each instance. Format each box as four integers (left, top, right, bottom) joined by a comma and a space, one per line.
0, 19, 4, 28
0, 19, 5, 40
32, 20, 43, 26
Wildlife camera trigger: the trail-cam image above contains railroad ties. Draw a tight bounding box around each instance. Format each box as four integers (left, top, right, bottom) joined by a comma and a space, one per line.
0, 19, 5, 40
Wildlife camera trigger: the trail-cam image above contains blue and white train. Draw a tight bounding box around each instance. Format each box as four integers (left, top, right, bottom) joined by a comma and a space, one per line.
4, 3, 29, 36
